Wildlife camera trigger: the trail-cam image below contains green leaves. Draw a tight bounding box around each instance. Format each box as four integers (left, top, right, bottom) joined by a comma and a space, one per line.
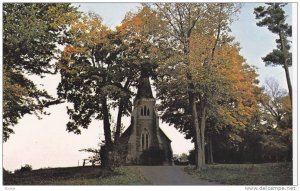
263, 49, 292, 67
254, 4, 289, 34
3, 3, 79, 141
3, 66, 53, 141
254, 3, 292, 104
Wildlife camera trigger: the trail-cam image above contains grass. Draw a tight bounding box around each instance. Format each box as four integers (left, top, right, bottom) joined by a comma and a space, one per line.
4, 166, 151, 185
185, 162, 293, 185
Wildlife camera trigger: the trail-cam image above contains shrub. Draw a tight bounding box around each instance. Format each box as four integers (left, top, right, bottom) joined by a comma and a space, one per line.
14, 164, 32, 174
174, 159, 189, 166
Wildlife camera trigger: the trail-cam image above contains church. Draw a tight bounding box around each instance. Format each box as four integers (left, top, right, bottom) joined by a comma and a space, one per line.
119, 75, 173, 165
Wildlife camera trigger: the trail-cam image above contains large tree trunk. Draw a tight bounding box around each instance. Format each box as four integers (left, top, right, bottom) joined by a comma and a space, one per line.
115, 79, 131, 144
283, 62, 292, 105
114, 99, 124, 144
187, 73, 204, 169
279, 31, 292, 105
200, 105, 206, 166
102, 97, 112, 147
207, 135, 214, 164
184, 38, 204, 169
101, 97, 113, 169
191, 94, 203, 169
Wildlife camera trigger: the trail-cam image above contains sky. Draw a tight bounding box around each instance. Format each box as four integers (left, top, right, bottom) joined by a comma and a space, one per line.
2, 3, 295, 172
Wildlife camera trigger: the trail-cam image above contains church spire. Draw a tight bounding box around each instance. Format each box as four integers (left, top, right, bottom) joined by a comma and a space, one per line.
135, 72, 154, 100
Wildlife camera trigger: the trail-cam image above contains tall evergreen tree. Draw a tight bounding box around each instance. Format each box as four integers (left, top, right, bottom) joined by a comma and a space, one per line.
254, 3, 292, 104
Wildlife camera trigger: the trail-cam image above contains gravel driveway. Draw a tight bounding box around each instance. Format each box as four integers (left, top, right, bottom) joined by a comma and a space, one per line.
138, 166, 218, 185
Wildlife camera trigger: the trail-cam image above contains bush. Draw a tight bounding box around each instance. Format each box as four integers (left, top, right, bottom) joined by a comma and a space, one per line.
14, 164, 32, 174
140, 147, 165, 165
174, 159, 189, 165
3, 168, 12, 175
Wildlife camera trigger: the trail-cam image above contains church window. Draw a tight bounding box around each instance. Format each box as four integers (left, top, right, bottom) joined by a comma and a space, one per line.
141, 129, 150, 150
144, 105, 147, 116
142, 134, 145, 149
146, 134, 149, 149
141, 106, 151, 116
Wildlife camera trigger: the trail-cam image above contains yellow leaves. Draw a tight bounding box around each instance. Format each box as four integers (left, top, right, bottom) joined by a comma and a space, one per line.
188, 33, 216, 82
189, 33, 214, 66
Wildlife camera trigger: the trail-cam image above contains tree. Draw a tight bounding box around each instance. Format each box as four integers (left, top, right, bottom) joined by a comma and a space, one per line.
259, 78, 292, 127
150, 3, 241, 168
258, 78, 292, 161
57, 13, 119, 167
3, 3, 79, 141
157, 42, 259, 164
254, 3, 292, 104
57, 9, 158, 168
114, 7, 160, 142
211, 78, 292, 163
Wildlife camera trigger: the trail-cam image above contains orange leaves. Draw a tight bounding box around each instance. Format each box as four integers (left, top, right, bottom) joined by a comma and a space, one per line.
189, 33, 259, 128
62, 13, 109, 63
117, 6, 161, 37
69, 14, 109, 48
189, 33, 257, 127
281, 96, 292, 112
215, 45, 259, 127
118, 13, 143, 34
63, 45, 87, 58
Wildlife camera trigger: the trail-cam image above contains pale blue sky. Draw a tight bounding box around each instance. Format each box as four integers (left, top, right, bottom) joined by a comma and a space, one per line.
230, 3, 293, 90
3, 3, 295, 171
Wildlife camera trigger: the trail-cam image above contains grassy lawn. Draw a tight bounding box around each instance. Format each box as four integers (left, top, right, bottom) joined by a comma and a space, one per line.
185, 162, 292, 185
4, 166, 150, 185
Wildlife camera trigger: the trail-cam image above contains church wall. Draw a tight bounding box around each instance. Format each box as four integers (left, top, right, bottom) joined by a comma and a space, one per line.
134, 98, 164, 161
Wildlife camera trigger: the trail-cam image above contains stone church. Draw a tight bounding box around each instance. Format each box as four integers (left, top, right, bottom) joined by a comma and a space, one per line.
119, 75, 173, 165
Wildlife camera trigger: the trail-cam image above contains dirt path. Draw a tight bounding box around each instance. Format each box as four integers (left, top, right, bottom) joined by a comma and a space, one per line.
138, 166, 218, 185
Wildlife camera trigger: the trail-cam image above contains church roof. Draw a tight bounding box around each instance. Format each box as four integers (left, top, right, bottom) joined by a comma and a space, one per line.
159, 128, 172, 142
135, 76, 154, 99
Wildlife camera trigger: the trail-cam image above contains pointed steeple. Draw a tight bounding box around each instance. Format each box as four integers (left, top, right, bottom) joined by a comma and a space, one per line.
135, 72, 154, 99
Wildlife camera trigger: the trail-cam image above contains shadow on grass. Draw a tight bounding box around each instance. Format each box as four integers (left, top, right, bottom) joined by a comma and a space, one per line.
185, 162, 292, 185
4, 166, 148, 185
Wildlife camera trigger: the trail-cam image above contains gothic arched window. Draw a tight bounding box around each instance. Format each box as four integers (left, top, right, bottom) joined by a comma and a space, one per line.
141, 129, 150, 150
141, 105, 151, 116
144, 105, 147, 116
